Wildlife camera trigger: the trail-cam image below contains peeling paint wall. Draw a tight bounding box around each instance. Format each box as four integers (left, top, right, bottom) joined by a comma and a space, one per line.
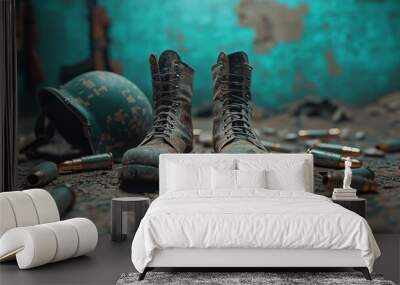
27, 0, 400, 111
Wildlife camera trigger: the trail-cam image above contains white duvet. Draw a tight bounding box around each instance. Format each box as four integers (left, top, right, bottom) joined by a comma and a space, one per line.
131, 190, 380, 273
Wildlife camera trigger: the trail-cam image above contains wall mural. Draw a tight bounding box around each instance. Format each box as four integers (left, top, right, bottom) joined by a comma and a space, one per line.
22, 0, 400, 114
14, 0, 400, 236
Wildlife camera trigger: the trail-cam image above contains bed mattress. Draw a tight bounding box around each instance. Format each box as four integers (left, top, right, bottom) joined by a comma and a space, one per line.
131, 190, 380, 273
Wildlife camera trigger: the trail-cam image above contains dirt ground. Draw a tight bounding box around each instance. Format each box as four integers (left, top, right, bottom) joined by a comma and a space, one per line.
17, 96, 400, 234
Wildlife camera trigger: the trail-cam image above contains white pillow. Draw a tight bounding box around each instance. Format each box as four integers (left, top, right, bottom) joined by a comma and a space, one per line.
167, 163, 211, 191
167, 160, 236, 192
266, 165, 306, 191
211, 168, 236, 190
238, 159, 307, 191
236, 169, 267, 189
211, 169, 267, 191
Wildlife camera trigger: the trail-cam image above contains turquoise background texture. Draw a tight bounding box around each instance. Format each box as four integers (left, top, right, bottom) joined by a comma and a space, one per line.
28, 0, 400, 112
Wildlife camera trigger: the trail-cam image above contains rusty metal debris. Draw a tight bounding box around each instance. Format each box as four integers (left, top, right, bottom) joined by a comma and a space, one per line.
332, 108, 350, 123
290, 98, 337, 119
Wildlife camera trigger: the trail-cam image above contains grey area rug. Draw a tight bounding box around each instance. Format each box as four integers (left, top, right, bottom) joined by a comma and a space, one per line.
117, 272, 396, 285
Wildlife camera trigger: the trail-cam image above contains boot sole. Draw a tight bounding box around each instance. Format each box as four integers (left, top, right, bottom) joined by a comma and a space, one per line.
119, 164, 159, 181
119, 164, 159, 193
119, 145, 193, 192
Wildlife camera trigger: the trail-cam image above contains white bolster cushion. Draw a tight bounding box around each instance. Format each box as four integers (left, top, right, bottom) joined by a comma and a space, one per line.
0, 218, 98, 269
65, 218, 98, 257
0, 189, 60, 238
0, 196, 17, 237
42, 222, 79, 262
1, 191, 39, 227
23, 189, 60, 224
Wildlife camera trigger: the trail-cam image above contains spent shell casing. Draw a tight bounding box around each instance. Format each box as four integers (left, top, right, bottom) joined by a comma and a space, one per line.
319, 166, 375, 182
305, 139, 322, 148
298, 128, 341, 140
376, 139, 400, 153
26, 161, 58, 187
283, 132, 298, 142
312, 143, 361, 157
352, 167, 375, 180
308, 149, 362, 169
49, 185, 75, 217
262, 141, 297, 153
321, 173, 378, 193
59, 153, 113, 173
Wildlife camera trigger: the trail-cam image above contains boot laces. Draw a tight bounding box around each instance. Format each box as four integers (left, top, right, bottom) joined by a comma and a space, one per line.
149, 70, 181, 139
220, 73, 256, 141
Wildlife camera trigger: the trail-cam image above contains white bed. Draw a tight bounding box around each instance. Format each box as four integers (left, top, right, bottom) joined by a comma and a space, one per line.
131, 154, 380, 280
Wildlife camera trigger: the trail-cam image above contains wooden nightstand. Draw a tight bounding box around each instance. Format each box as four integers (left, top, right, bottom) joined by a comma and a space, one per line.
332, 197, 366, 218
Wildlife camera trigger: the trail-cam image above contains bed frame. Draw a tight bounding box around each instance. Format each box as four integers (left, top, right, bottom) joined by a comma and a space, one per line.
139, 154, 372, 281
140, 248, 370, 280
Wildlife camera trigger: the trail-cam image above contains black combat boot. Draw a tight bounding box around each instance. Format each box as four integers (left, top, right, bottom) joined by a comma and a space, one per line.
120, 50, 194, 185
212, 51, 266, 153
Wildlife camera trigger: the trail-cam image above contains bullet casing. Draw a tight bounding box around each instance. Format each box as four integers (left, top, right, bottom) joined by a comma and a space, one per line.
262, 141, 297, 153
298, 128, 341, 140
376, 139, 400, 153
49, 185, 75, 217
320, 167, 375, 184
59, 153, 113, 173
308, 149, 362, 169
312, 143, 361, 157
322, 173, 378, 193
26, 161, 58, 187
352, 167, 375, 180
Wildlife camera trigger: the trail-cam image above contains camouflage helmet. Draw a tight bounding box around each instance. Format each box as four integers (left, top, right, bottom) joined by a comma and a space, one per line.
38, 71, 152, 160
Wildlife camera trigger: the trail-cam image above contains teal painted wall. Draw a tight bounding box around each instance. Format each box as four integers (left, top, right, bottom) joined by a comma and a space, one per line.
30, 0, 400, 111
